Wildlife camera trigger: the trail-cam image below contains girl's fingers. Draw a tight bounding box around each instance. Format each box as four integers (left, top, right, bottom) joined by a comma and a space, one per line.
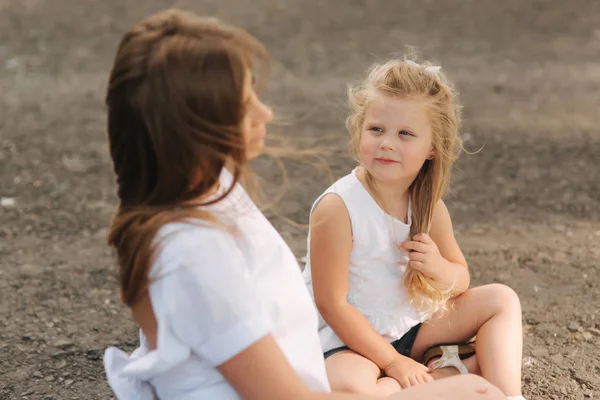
408, 251, 427, 262
408, 376, 418, 387
400, 240, 429, 253
409, 260, 424, 271
413, 233, 432, 243
399, 377, 411, 389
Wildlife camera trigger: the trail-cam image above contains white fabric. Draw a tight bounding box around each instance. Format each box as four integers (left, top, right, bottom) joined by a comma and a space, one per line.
429, 345, 469, 374
104, 169, 330, 399
303, 168, 427, 353
405, 59, 442, 76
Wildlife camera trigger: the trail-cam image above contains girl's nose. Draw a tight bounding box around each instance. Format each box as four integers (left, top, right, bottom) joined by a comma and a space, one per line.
379, 137, 395, 151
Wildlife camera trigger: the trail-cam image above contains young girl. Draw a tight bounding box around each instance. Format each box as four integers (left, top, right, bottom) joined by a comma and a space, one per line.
303, 59, 526, 400
101, 9, 505, 400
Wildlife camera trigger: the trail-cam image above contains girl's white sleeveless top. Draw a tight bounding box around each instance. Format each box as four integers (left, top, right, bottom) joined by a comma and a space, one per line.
302, 168, 426, 353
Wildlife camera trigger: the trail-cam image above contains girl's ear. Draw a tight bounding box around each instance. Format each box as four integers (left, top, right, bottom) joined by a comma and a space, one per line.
427, 150, 435, 160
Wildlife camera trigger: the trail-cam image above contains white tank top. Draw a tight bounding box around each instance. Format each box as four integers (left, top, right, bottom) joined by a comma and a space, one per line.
303, 168, 426, 353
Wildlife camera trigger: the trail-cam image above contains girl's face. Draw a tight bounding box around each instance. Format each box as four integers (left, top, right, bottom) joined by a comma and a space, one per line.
241, 71, 273, 159
358, 91, 434, 184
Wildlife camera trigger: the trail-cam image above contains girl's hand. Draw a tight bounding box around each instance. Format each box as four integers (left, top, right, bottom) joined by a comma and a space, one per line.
383, 355, 433, 389
399, 233, 447, 280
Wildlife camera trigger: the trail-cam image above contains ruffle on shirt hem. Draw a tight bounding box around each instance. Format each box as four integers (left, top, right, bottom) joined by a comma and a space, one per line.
104, 322, 192, 400
349, 307, 423, 340
104, 347, 157, 400
366, 315, 415, 339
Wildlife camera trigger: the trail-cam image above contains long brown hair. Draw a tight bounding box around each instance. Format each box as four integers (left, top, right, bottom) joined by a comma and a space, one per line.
346, 57, 462, 316
105, 9, 269, 307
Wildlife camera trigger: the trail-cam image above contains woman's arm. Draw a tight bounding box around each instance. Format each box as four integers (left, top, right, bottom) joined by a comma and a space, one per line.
309, 194, 399, 370
218, 333, 379, 400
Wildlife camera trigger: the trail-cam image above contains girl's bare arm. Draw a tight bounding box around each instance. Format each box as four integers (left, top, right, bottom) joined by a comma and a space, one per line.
428, 200, 470, 294
309, 194, 400, 370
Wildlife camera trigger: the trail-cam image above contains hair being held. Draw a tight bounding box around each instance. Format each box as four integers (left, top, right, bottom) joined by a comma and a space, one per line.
346, 55, 463, 316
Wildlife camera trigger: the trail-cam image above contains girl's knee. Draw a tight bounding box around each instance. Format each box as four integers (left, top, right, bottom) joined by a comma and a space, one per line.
326, 354, 381, 394
484, 283, 521, 314
458, 284, 521, 321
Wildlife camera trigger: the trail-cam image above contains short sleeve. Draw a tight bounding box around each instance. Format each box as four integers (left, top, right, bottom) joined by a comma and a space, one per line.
149, 226, 274, 367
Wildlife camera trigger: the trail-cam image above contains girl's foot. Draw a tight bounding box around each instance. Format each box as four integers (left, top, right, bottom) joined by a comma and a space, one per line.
428, 354, 479, 380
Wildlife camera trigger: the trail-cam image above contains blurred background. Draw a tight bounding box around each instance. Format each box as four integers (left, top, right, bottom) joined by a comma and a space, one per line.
0, 1, 598, 399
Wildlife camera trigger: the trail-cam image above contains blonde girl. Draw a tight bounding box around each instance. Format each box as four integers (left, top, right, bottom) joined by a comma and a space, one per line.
304, 58, 525, 400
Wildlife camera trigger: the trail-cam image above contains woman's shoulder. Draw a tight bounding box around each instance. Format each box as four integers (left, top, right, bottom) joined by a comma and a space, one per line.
151, 220, 239, 277
156, 219, 232, 245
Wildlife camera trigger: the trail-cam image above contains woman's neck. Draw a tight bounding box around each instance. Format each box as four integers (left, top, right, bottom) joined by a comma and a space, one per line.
185, 169, 224, 205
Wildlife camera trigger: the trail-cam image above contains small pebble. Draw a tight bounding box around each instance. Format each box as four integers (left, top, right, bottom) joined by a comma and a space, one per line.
550, 353, 564, 364
5, 58, 19, 69
0, 197, 16, 207
588, 327, 600, 336
53, 339, 73, 349
530, 348, 549, 357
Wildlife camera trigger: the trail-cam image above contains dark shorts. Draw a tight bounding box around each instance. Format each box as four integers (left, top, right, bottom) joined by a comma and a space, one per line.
323, 323, 422, 360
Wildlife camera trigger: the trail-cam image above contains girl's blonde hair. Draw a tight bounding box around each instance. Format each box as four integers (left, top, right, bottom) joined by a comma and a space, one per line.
346, 56, 463, 316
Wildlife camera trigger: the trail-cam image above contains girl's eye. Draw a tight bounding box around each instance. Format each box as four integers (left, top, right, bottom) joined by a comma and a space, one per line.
370, 127, 383, 133
399, 130, 412, 136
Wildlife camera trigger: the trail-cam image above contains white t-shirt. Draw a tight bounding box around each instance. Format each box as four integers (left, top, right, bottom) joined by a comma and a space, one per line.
104, 170, 330, 399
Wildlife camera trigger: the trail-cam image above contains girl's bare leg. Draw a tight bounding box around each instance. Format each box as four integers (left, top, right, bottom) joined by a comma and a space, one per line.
410, 284, 523, 396
386, 374, 505, 400
325, 350, 402, 396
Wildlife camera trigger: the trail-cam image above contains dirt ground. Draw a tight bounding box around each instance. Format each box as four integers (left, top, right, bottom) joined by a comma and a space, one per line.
0, 0, 599, 399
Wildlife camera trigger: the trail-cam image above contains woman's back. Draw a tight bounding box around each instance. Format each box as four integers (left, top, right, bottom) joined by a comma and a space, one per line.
105, 170, 330, 399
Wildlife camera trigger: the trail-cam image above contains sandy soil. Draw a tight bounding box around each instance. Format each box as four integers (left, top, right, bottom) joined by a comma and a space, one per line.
0, 0, 599, 399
